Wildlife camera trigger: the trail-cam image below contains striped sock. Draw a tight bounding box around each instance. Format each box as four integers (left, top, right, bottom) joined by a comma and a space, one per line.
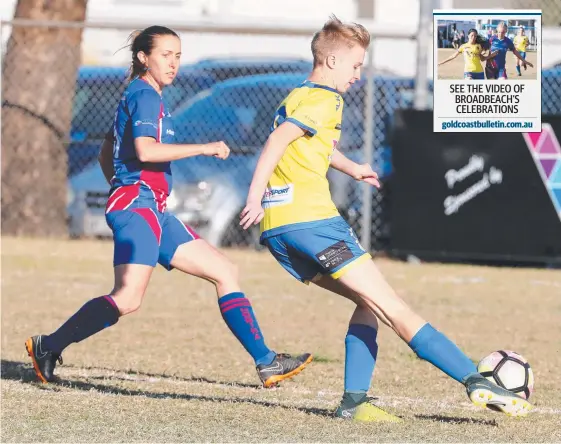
218, 292, 275, 365
42, 295, 120, 354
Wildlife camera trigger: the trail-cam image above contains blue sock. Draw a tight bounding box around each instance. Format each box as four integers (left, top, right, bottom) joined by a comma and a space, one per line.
344, 324, 378, 393
516, 65, 521, 74
43, 296, 120, 354
409, 323, 477, 383
218, 292, 275, 366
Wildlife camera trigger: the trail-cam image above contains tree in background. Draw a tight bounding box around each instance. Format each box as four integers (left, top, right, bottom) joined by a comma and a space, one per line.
2, 0, 88, 236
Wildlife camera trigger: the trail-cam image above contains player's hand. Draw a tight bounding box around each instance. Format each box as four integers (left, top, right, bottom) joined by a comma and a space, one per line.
240, 200, 264, 230
352, 163, 381, 188
203, 141, 230, 160
524, 61, 534, 68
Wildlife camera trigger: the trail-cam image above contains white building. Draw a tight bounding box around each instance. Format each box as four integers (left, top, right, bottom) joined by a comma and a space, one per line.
1, 0, 560, 75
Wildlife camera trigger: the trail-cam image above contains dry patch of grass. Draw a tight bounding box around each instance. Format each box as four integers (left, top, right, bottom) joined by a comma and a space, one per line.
2, 237, 560, 442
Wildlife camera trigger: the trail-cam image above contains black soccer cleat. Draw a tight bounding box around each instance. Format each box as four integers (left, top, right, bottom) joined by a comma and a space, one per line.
25, 335, 63, 383
256, 352, 313, 388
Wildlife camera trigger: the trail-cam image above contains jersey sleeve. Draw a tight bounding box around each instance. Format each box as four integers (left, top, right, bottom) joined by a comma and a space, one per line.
286, 93, 338, 137
458, 44, 465, 53
507, 38, 515, 51
128, 89, 162, 140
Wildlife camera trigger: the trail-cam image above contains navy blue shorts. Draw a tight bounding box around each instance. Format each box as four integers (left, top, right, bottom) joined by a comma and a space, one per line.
486, 66, 508, 79
464, 72, 485, 79
106, 208, 199, 270
263, 217, 371, 283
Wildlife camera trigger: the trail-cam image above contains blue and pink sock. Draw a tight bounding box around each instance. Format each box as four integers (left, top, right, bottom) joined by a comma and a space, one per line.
218, 292, 276, 366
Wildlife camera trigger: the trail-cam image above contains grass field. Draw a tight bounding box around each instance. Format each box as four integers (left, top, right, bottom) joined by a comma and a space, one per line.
2, 237, 561, 443
437, 48, 538, 80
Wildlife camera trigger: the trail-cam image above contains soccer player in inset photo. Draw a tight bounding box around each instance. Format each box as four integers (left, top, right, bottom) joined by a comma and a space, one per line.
486, 21, 533, 79
438, 28, 498, 79
513, 25, 530, 76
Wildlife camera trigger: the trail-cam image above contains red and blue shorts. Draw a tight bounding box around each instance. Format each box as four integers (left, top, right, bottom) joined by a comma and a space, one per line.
105, 208, 199, 270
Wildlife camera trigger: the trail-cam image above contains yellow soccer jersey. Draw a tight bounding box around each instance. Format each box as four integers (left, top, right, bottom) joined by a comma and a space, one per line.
458, 43, 484, 73
260, 80, 343, 239
514, 35, 529, 52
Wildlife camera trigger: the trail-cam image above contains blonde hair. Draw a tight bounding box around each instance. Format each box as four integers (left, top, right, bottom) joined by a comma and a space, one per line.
311, 15, 370, 66
497, 21, 507, 32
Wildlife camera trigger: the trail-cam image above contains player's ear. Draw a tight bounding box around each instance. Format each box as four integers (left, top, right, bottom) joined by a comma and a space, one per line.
326, 53, 336, 69
137, 51, 148, 65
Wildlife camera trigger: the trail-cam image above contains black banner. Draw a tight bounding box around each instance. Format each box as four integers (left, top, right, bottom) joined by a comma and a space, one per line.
388, 110, 561, 265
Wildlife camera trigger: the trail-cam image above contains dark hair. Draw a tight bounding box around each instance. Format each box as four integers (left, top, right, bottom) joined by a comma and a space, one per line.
467, 28, 489, 49
126, 25, 179, 81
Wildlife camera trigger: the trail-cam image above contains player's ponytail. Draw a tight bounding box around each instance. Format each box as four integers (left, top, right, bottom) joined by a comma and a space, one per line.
477, 35, 490, 50
123, 26, 179, 82
126, 30, 144, 82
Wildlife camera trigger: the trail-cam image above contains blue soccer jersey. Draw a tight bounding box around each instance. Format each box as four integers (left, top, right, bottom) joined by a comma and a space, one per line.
489, 35, 515, 69
108, 78, 175, 213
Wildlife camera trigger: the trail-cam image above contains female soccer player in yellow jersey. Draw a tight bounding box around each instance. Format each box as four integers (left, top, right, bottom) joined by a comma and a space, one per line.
514, 26, 530, 76
240, 15, 533, 421
438, 28, 497, 79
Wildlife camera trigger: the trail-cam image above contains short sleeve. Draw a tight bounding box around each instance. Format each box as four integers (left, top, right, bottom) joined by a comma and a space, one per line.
287, 93, 339, 137
128, 89, 162, 140
458, 44, 465, 53
507, 38, 515, 51
104, 126, 114, 142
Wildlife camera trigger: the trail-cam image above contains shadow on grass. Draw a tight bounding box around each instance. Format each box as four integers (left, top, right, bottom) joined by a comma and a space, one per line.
415, 414, 499, 427
1, 359, 334, 418
2, 358, 263, 388
3, 360, 498, 426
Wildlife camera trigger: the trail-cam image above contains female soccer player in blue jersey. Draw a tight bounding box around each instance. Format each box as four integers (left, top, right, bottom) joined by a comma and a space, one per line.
486, 22, 533, 79
26, 26, 311, 388
241, 16, 533, 421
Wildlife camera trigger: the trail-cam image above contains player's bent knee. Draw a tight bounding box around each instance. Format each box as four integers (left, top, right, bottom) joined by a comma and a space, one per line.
110, 288, 145, 315
213, 259, 239, 286
112, 297, 143, 316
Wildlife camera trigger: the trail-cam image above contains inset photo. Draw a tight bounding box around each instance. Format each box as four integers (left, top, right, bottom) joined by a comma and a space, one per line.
436, 17, 538, 80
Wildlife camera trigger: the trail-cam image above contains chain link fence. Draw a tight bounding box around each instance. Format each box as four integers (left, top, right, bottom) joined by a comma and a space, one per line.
2, 13, 560, 250
452, 0, 561, 26
504, 0, 561, 26
1, 20, 415, 251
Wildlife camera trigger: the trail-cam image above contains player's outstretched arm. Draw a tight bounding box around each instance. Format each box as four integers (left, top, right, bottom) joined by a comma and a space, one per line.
330, 149, 381, 188
240, 122, 304, 229
438, 50, 460, 66
480, 50, 499, 61
98, 130, 115, 185
512, 48, 533, 67
134, 137, 230, 163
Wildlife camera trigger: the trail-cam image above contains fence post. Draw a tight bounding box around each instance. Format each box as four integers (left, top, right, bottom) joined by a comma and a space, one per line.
360, 41, 375, 250
415, 0, 434, 110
